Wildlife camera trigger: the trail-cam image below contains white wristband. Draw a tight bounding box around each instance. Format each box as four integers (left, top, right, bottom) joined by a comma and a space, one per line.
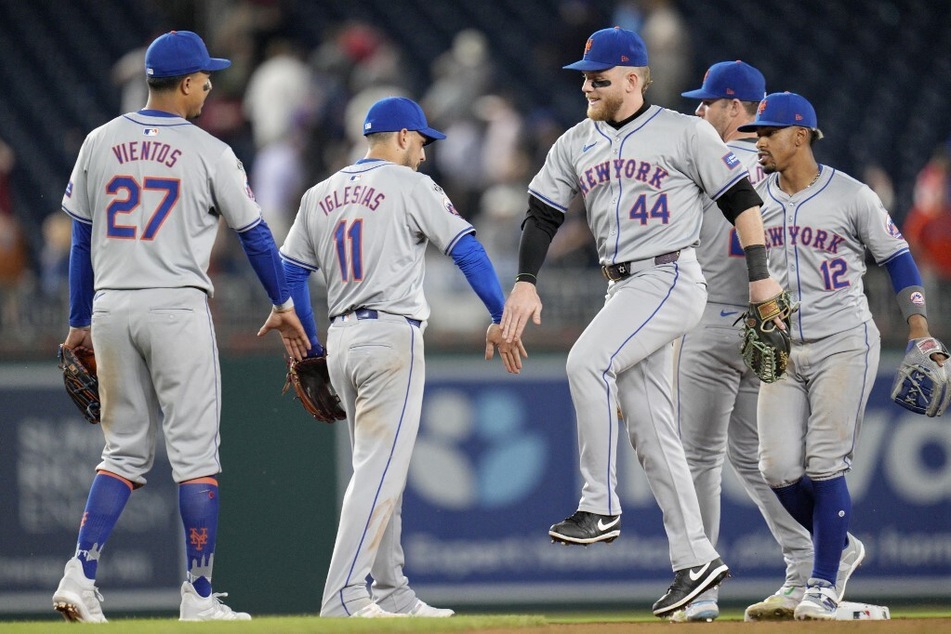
273, 297, 295, 313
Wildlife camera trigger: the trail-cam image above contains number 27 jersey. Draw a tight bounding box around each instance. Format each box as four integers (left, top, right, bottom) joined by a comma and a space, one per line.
61, 111, 263, 296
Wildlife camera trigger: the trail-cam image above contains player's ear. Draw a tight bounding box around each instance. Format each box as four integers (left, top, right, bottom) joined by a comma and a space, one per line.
180, 74, 195, 95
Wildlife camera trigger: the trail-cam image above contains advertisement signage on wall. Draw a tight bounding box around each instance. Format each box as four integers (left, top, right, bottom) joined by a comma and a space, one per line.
0, 366, 181, 613
397, 356, 951, 605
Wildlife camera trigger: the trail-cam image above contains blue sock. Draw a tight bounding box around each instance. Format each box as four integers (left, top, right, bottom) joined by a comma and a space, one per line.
811, 475, 851, 585
75, 472, 133, 579
772, 476, 814, 532
179, 478, 219, 598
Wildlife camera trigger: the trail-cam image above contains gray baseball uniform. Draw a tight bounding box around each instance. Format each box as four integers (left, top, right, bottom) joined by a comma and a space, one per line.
62, 111, 263, 483
529, 106, 750, 570
281, 158, 476, 617
674, 139, 813, 602
756, 167, 903, 483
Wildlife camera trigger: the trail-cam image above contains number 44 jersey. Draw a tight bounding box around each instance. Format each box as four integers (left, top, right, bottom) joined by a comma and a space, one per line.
62, 110, 263, 296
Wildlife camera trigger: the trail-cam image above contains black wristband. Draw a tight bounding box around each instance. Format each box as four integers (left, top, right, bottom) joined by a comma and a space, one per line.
745, 244, 769, 282
515, 273, 537, 284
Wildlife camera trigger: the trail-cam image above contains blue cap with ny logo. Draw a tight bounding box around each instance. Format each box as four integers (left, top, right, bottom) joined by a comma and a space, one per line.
737, 92, 824, 139
563, 26, 649, 72
682, 60, 766, 102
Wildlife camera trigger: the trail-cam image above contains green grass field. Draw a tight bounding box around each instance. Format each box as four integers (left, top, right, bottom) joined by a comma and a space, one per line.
3, 608, 951, 633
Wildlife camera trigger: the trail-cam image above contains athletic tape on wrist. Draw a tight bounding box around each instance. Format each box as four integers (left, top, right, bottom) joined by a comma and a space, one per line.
745, 245, 769, 282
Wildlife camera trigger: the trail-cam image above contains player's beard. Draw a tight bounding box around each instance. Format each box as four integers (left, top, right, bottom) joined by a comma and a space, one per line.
587, 91, 624, 122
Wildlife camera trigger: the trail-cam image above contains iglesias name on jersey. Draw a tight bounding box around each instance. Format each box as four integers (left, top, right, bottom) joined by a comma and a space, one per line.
280, 160, 474, 322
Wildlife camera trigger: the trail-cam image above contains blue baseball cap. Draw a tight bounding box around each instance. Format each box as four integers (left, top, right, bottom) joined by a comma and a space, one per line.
362, 97, 446, 145
681, 60, 766, 102
737, 92, 824, 139
563, 26, 648, 72
145, 30, 231, 78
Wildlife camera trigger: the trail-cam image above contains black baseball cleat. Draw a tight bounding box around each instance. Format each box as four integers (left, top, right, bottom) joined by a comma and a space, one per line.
548, 511, 621, 545
652, 557, 730, 617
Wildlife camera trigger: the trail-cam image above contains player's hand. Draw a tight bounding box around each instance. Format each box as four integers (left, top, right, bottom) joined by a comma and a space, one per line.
485, 323, 528, 374
258, 307, 311, 361
907, 315, 947, 366
64, 326, 93, 351
501, 281, 542, 343
749, 277, 788, 331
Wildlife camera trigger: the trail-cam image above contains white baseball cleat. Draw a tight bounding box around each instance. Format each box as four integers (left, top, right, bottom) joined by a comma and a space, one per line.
351, 602, 409, 617
179, 581, 251, 621
835, 533, 865, 601
794, 578, 838, 620
744, 584, 804, 621
52, 558, 107, 623
407, 599, 455, 617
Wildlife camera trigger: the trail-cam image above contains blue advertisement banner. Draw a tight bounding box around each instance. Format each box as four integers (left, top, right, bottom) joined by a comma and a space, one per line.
397, 356, 951, 605
0, 365, 181, 614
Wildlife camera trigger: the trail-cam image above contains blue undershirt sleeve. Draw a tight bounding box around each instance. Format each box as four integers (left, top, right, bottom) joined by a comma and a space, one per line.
68, 219, 94, 328
884, 250, 928, 320
449, 233, 505, 323
884, 250, 923, 291
282, 259, 323, 356
236, 222, 290, 306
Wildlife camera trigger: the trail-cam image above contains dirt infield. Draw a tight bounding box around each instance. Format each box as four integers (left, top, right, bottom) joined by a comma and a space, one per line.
480, 619, 950, 633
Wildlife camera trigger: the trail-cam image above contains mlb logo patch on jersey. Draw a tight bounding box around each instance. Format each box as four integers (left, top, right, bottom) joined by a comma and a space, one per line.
143, 128, 159, 137
722, 152, 740, 169
442, 197, 459, 216
65, 181, 73, 197
884, 214, 904, 239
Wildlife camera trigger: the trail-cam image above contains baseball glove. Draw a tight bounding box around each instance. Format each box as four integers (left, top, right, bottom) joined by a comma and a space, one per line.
58, 344, 101, 424
282, 353, 346, 423
891, 337, 951, 417
739, 291, 797, 384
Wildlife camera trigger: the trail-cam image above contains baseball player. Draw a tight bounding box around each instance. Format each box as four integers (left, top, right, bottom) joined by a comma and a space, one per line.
280, 96, 524, 618
737, 92, 947, 619
670, 61, 814, 623
52, 31, 310, 623
499, 27, 786, 617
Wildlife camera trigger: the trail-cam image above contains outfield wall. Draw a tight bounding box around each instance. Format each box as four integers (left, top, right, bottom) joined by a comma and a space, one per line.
2, 352, 948, 616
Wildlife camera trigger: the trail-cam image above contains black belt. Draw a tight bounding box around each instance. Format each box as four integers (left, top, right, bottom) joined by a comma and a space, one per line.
332, 308, 421, 328
601, 250, 681, 282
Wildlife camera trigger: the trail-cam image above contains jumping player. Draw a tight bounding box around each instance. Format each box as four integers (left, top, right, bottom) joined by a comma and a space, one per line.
280, 96, 525, 617
737, 92, 946, 619
52, 31, 310, 622
671, 61, 814, 623
499, 27, 785, 616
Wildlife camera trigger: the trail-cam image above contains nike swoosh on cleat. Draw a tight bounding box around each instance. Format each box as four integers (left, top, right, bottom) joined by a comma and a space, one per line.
583, 142, 597, 152
720, 309, 739, 317
597, 517, 620, 531
689, 562, 712, 581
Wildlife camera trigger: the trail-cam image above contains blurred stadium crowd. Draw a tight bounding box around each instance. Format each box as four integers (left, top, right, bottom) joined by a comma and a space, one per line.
0, 0, 949, 359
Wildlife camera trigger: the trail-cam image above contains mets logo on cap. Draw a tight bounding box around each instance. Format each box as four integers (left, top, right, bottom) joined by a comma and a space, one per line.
757, 99, 768, 115
583, 37, 593, 56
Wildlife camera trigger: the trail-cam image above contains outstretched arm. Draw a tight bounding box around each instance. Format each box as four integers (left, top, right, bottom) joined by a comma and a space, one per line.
450, 234, 527, 374
237, 222, 310, 359
500, 196, 564, 342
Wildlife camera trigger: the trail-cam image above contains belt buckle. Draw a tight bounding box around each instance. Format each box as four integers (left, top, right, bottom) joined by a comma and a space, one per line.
602, 263, 628, 282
